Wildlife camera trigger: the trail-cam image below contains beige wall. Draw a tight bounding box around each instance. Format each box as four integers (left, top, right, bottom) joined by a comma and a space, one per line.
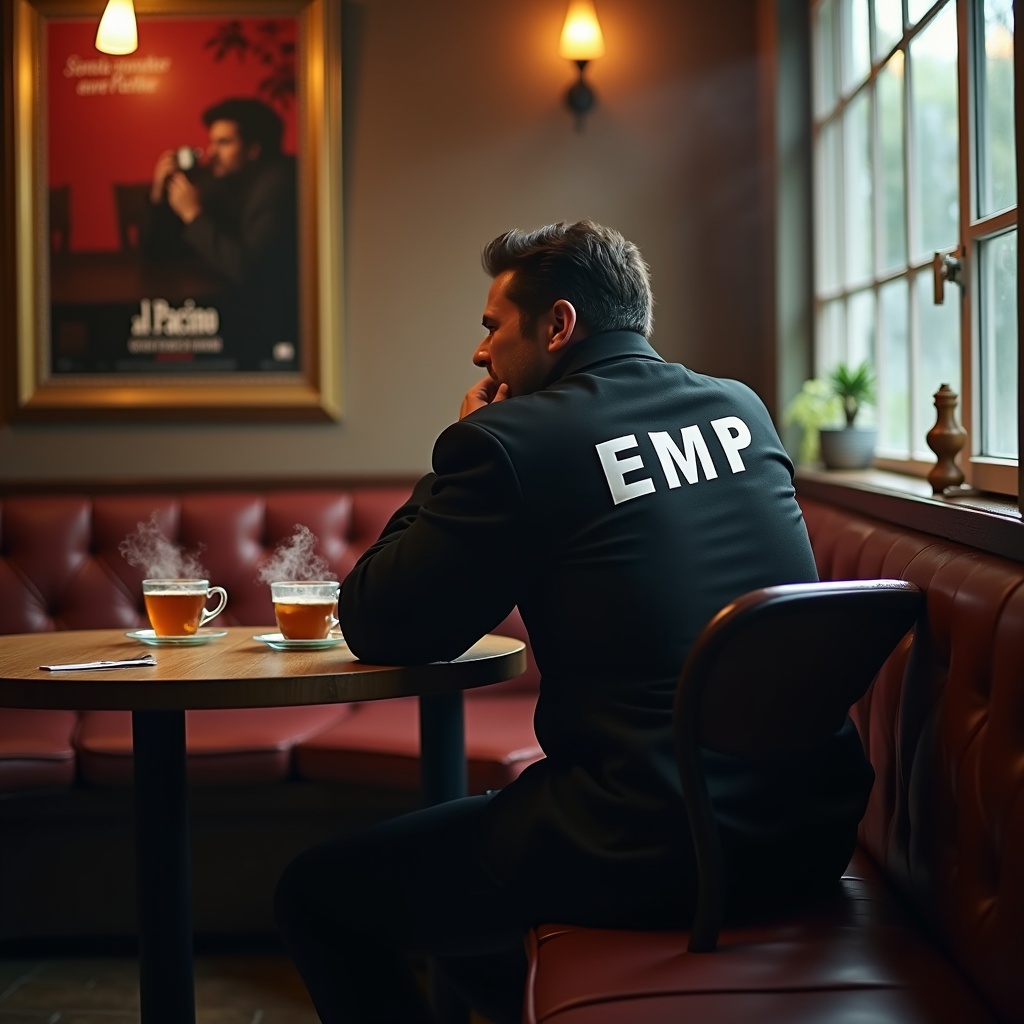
0, 0, 774, 484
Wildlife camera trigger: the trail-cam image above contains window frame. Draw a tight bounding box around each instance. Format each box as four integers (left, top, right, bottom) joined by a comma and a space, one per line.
809, 0, 1019, 500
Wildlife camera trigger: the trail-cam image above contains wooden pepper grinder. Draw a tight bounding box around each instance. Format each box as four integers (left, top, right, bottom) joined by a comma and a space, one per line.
926, 383, 967, 495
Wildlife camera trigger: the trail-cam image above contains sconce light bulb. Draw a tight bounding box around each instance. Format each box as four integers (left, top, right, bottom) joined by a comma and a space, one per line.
95, 0, 138, 56
559, 0, 605, 63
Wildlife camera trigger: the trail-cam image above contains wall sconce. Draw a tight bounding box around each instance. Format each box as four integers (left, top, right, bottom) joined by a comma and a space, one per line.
95, 0, 138, 56
559, 0, 605, 130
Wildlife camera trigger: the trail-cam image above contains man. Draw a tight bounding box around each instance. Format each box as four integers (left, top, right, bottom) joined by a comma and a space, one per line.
142, 96, 298, 371
275, 221, 873, 1023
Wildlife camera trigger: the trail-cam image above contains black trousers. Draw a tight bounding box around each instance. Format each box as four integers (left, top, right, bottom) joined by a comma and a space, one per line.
274, 787, 855, 1024
274, 794, 537, 1024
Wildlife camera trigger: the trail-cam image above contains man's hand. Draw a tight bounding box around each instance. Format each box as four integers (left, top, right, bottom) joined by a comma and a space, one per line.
150, 150, 178, 204
459, 377, 509, 419
165, 174, 202, 225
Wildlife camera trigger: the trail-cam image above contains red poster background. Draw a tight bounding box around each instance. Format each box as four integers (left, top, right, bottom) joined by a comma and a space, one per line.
47, 16, 299, 254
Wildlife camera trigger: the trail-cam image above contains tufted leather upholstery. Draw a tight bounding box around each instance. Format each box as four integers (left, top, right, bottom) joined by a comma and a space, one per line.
524, 495, 1023, 1024
799, 496, 1024, 1024
0, 483, 541, 941
0, 488, 541, 792
0, 490, 408, 634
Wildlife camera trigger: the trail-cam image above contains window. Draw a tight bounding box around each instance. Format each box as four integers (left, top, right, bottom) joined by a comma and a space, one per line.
811, 0, 1017, 495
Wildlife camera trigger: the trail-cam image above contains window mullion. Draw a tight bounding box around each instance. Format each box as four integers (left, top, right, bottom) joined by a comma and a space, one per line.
957, 0, 977, 484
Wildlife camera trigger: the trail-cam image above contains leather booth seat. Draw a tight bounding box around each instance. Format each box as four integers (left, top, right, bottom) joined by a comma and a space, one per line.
0, 484, 540, 941
523, 494, 1023, 1024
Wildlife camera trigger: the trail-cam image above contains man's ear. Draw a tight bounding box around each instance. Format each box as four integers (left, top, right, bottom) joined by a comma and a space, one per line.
547, 299, 578, 353
246, 142, 263, 163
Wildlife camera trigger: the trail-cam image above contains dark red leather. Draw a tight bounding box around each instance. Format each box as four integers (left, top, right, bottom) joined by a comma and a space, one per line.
0, 708, 78, 789
74, 706, 353, 786
525, 855, 997, 1024
523, 497, 1023, 1024
0, 488, 540, 792
800, 497, 1024, 1024
294, 692, 542, 792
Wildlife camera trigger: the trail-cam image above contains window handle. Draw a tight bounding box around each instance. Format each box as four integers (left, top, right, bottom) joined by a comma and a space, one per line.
932, 249, 964, 304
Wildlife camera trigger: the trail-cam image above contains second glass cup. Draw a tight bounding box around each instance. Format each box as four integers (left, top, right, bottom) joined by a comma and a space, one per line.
271, 580, 340, 640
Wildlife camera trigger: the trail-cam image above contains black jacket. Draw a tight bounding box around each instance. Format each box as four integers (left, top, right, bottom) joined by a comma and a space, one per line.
340, 331, 871, 896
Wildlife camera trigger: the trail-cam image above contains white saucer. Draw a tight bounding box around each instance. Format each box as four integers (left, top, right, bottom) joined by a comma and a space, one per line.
252, 632, 346, 651
126, 629, 229, 646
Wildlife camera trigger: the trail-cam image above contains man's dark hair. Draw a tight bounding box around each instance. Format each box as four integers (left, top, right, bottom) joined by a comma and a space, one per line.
481, 220, 654, 338
202, 97, 284, 157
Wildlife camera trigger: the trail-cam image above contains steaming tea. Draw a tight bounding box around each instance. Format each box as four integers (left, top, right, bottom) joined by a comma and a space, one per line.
142, 579, 228, 636
271, 580, 340, 640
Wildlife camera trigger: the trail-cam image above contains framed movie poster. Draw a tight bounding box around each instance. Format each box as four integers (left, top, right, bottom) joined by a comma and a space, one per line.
2, 0, 342, 421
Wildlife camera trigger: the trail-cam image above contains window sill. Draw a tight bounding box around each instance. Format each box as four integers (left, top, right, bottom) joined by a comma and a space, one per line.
795, 466, 1024, 564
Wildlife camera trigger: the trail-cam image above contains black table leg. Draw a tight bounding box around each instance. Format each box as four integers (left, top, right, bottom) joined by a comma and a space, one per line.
419, 691, 470, 1024
419, 690, 467, 806
132, 710, 196, 1024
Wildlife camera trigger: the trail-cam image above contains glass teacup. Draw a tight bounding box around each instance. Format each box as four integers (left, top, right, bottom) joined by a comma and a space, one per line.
142, 579, 228, 637
270, 580, 340, 640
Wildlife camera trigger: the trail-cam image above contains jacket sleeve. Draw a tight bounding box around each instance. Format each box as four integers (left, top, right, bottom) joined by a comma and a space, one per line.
338, 418, 528, 664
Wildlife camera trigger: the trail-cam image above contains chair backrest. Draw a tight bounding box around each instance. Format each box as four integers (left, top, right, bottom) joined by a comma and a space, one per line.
113, 182, 153, 250
673, 578, 924, 952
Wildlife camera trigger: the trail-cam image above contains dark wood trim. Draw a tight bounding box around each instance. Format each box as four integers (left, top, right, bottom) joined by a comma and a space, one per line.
0, 475, 422, 497
796, 469, 1024, 563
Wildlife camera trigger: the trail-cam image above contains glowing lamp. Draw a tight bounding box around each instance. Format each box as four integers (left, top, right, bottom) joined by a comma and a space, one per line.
95, 0, 138, 56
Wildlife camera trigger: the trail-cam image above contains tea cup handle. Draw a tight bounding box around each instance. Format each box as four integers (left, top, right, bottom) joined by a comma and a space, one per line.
200, 586, 228, 627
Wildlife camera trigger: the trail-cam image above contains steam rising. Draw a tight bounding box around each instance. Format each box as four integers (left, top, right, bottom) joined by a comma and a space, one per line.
258, 525, 336, 584
119, 512, 208, 578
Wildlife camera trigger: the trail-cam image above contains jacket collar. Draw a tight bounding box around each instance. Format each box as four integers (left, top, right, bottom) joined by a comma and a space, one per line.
543, 331, 664, 389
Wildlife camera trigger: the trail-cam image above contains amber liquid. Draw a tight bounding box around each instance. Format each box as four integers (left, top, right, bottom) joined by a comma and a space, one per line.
274, 599, 337, 640
144, 590, 207, 636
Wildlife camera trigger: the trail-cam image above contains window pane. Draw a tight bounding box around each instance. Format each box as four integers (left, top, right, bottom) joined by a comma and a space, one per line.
847, 289, 877, 426
841, 0, 871, 93
908, 0, 937, 27
877, 53, 907, 271
977, 0, 1016, 216
908, 2, 959, 259
914, 270, 961, 458
844, 91, 874, 283
815, 0, 839, 116
817, 118, 842, 291
874, 0, 904, 58
818, 299, 844, 374
879, 278, 909, 451
978, 231, 1018, 458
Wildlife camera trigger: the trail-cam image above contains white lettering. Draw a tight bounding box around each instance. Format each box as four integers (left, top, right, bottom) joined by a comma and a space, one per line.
64, 55, 112, 78
595, 434, 656, 505
130, 298, 151, 336
649, 427, 718, 487
711, 416, 752, 473
112, 55, 172, 74
595, 416, 755, 505
76, 79, 110, 96
63, 54, 170, 97
131, 298, 219, 338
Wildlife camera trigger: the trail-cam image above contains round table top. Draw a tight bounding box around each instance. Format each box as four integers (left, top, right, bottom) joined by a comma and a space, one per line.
0, 627, 527, 711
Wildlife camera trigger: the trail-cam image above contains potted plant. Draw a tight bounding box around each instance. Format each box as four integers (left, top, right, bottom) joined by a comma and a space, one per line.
783, 360, 877, 469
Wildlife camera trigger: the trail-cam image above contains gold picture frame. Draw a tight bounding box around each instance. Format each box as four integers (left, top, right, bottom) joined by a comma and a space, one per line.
2, 0, 342, 422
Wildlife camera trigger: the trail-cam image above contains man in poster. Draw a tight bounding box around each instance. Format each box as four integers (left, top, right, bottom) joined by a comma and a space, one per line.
141, 96, 299, 372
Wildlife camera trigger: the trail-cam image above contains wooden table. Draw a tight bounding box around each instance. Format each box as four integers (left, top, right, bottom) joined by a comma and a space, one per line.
0, 627, 526, 1024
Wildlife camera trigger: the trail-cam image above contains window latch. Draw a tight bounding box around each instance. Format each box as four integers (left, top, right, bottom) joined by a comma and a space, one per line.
932, 250, 964, 304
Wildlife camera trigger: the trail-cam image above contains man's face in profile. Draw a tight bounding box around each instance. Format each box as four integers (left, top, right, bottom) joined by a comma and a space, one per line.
475, 271, 557, 398
205, 119, 257, 178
